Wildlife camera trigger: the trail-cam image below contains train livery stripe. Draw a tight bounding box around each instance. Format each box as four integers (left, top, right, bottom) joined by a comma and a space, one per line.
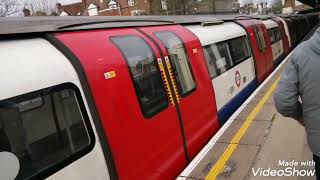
217, 80, 257, 125
205, 76, 280, 180
164, 56, 181, 103
45, 34, 119, 180
157, 58, 175, 106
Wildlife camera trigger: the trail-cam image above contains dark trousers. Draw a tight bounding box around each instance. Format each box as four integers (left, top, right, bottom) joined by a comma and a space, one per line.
314, 154, 320, 180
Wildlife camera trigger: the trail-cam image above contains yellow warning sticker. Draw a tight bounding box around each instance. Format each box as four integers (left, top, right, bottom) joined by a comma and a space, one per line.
193, 48, 198, 53
104, 71, 116, 79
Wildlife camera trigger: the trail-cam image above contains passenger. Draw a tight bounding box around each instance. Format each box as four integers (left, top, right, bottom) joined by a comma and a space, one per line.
274, 29, 320, 180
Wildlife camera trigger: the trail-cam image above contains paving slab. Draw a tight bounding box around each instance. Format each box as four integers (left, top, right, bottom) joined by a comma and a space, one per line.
188, 143, 228, 179
234, 103, 276, 122
217, 120, 271, 146
245, 114, 315, 180
186, 143, 260, 180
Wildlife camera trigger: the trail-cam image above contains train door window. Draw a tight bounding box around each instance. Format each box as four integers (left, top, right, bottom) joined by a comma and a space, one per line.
215, 42, 233, 73
273, 28, 281, 42
278, 26, 285, 39
268, 29, 276, 44
203, 46, 218, 79
253, 26, 263, 51
203, 42, 233, 78
0, 84, 93, 180
154, 31, 196, 96
228, 36, 251, 64
111, 36, 168, 117
253, 25, 267, 51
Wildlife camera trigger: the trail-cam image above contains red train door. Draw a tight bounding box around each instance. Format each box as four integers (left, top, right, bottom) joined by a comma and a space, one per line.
272, 18, 289, 55
138, 25, 220, 159
56, 28, 199, 179
236, 19, 273, 84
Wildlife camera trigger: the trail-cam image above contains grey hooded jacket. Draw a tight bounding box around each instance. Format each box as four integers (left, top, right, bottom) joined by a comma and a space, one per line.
274, 28, 320, 157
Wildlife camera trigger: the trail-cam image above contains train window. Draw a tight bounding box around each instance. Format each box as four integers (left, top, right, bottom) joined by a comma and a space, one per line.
258, 29, 267, 49
228, 36, 250, 64
268, 29, 276, 44
154, 31, 196, 96
0, 84, 93, 180
278, 26, 285, 39
215, 42, 233, 74
203, 46, 218, 79
273, 28, 281, 42
203, 42, 233, 78
253, 25, 266, 51
111, 36, 168, 117
268, 28, 281, 44
253, 26, 263, 51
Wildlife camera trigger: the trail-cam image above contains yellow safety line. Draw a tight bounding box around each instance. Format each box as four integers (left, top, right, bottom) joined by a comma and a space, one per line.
205, 76, 281, 180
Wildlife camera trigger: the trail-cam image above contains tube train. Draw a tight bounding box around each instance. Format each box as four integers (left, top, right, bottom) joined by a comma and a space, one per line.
0, 13, 318, 180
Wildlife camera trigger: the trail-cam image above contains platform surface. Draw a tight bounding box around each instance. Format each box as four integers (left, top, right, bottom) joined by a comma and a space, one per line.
177, 24, 320, 180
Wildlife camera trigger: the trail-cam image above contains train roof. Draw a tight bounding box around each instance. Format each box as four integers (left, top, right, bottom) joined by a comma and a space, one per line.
0, 14, 311, 35
0, 15, 253, 35
185, 22, 247, 46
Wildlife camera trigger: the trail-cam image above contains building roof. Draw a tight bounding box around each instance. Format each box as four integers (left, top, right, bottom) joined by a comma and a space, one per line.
60, 2, 86, 16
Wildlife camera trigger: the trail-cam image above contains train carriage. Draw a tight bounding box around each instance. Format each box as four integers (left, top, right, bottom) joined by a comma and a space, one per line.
235, 18, 274, 84
275, 16, 292, 50
262, 19, 284, 66
185, 22, 256, 125
0, 14, 318, 180
272, 17, 290, 56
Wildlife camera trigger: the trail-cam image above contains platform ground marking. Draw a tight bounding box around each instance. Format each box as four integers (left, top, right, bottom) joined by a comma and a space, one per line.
205, 76, 281, 180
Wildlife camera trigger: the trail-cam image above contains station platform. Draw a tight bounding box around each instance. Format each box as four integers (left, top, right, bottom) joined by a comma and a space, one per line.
177, 25, 320, 180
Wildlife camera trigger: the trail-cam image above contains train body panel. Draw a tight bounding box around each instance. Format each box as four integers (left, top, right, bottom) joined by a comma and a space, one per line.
56, 25, 219, 180
236, 19, 274, 84
213, 58, 256, 123
271, 40, 284, 65
276, 17, 292, 48
262, 19, 284, 66
137, 25, 220, 159
56, 29, 187, 180
0, 13, 318, 180
185, 22, 247, 46
185, 22, 256, 124
0, 39, 110, 180
273, 17, 290, 55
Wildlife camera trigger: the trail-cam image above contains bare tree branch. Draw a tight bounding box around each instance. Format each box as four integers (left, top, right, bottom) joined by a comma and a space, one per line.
0, 0, 21, 17
25, 0, 57, 16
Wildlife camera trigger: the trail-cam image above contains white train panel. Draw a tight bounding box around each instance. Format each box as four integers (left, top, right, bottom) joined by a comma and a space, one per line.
212, 57, 256, 110
262, 19, 278, 29
0, 39, 110, 180
275, 17, 292, 48
185, 22, 247, 46
271, 39, 284, 61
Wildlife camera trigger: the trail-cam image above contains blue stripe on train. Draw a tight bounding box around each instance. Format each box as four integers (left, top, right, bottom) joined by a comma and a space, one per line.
217, 80, 258, 126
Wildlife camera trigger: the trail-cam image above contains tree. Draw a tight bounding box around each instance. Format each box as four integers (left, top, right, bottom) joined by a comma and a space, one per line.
0, 0, 21, 17
24, 0, 57, 16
